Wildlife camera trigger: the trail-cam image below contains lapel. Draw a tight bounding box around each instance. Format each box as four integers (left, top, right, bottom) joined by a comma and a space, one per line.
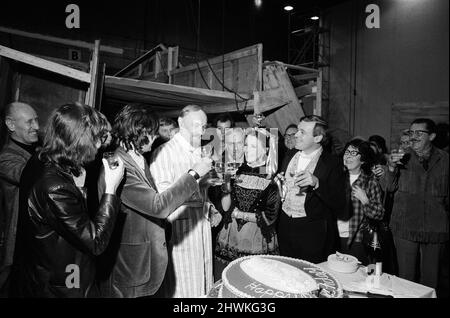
306, 151, 327, 203
117, 148, 152, 188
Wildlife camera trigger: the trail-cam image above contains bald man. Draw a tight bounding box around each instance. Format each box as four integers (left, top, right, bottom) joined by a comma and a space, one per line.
150, 105, 214, 297
0, 102, 39, 296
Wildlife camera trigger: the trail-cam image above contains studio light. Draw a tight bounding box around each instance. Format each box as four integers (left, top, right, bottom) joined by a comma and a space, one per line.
284, 5, 294, 11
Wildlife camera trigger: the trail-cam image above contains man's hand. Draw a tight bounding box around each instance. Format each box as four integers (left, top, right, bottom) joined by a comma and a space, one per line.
294, 170, 319, 188
352, 185, 369, 205
209, 206, 222, 227
192, 158, 213, 177
372, 165, 385, 179
388, 151, 405, 168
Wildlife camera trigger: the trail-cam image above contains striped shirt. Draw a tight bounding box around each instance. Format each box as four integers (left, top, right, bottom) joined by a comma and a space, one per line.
150, 133, 213, 297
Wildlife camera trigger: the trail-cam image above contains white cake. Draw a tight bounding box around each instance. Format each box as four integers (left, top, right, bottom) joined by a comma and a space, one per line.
327, 252, 360, 273
220, 255, 343, 298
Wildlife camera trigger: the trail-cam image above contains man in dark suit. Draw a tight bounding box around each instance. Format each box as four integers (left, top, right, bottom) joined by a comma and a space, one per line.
277, 115, 347, 263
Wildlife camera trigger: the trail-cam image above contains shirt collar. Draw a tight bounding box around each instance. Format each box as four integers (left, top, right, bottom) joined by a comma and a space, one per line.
173, 132, 196, 153
299, 146, 322, 159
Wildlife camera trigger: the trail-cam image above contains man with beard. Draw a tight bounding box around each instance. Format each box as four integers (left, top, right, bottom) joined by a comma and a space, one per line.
386, 118, 449, 290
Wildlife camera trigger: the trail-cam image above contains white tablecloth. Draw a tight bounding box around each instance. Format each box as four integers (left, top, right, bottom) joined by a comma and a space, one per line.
318, 262, 437, 298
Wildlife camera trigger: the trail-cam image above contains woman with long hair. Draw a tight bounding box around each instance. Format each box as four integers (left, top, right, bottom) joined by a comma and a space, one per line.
15, 102, 124, 298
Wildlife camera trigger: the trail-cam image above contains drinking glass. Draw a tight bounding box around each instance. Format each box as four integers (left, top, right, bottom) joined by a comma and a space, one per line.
201, 144, 213, 158
103, 152, 119, 169
225, 162, 241, 178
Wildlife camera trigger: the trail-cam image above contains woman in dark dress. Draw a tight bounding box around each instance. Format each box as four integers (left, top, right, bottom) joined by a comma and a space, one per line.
210, 128, 280, 279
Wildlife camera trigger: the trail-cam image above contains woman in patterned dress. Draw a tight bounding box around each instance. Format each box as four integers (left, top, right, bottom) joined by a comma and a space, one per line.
210, 128, 280, 280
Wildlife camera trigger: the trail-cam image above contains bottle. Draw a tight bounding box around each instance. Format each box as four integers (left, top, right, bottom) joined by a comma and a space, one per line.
365, 227, 383, 276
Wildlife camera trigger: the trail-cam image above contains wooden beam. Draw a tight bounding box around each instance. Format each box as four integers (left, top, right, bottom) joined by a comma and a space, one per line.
263, 61, 319, 73
105, 75, 251, 102
85, 40, 101, 107
295, 83, 316, 99
0, 26, 123, 55
0, 44, 91, 83
170, 44, 261, 75
314, 69, 322, 116
114, 44, 165, 77
157, 87, 289, 117
293, 73, 319, 81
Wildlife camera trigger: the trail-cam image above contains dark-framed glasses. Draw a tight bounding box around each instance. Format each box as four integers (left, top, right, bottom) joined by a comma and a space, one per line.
344, 149, 360, 157
407, 130, 429, 138
284, 133, 297, 139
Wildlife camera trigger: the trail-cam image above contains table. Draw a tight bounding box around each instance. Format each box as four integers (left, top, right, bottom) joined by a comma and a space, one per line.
318, 262, 437, 298
205, 261, 437, 298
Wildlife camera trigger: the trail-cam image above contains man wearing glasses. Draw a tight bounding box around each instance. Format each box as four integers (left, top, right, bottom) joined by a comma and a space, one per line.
386, 118, 449, 291
279, 124, 299, 172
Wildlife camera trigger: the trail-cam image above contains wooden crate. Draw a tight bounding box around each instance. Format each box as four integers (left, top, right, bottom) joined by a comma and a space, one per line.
170, 44, 262, 95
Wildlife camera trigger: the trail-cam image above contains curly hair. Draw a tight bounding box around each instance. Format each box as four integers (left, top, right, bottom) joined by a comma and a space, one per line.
39, 102, 109, 176
343, 138, 375, 175
112, 104, 159, 153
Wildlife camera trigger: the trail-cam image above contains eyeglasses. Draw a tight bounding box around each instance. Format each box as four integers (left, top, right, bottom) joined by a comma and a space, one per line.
344, 150, 360, 157
407, 130, 429, 138
284, 133, 297, 138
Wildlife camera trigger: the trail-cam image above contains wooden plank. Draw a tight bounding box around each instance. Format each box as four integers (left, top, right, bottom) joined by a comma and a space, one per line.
154, 86, 291, 117
0, 44, 91, 83
315, 69, 322, 116
170, 44, 261, 75
85, 40, 100, 107
294, 83, 316, 98
105, 76, 251, 103
0, 26, 123, 55
263, 61, 319, 73
293, 73, 319, 81
113, 44, 165, 77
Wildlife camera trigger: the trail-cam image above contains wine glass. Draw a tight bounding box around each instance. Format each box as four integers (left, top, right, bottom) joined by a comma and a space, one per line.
208, 161, 225, 186
201, 144, 213, 158
225, 162, 241, 178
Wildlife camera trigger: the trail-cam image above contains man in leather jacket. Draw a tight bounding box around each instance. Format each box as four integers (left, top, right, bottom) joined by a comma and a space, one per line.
12, 103, 124, 298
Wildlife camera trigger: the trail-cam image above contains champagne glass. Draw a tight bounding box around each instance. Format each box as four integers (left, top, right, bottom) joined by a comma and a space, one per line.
209, 161, 225, 186
226, 162, 241, 178
201, 144, 213, 158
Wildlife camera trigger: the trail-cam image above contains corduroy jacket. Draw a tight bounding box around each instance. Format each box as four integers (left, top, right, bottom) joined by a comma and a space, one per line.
386, 147, 449, 243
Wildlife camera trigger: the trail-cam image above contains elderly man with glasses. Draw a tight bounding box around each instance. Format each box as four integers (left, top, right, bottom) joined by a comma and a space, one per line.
279, 124, 299, 173
386, 118, 449, 292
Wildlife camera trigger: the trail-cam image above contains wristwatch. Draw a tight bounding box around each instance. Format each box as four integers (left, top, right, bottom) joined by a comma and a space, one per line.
188, 169, 200, 180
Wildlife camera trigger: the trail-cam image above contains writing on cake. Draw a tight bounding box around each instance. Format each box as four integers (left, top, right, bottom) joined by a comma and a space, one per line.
245, 282, 317, 298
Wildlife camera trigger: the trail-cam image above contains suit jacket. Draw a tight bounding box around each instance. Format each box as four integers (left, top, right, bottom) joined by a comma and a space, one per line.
280, 149, 348, 256
96, 147, 199, 298
280, 149, 348, 221
0, 140, 32, 269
